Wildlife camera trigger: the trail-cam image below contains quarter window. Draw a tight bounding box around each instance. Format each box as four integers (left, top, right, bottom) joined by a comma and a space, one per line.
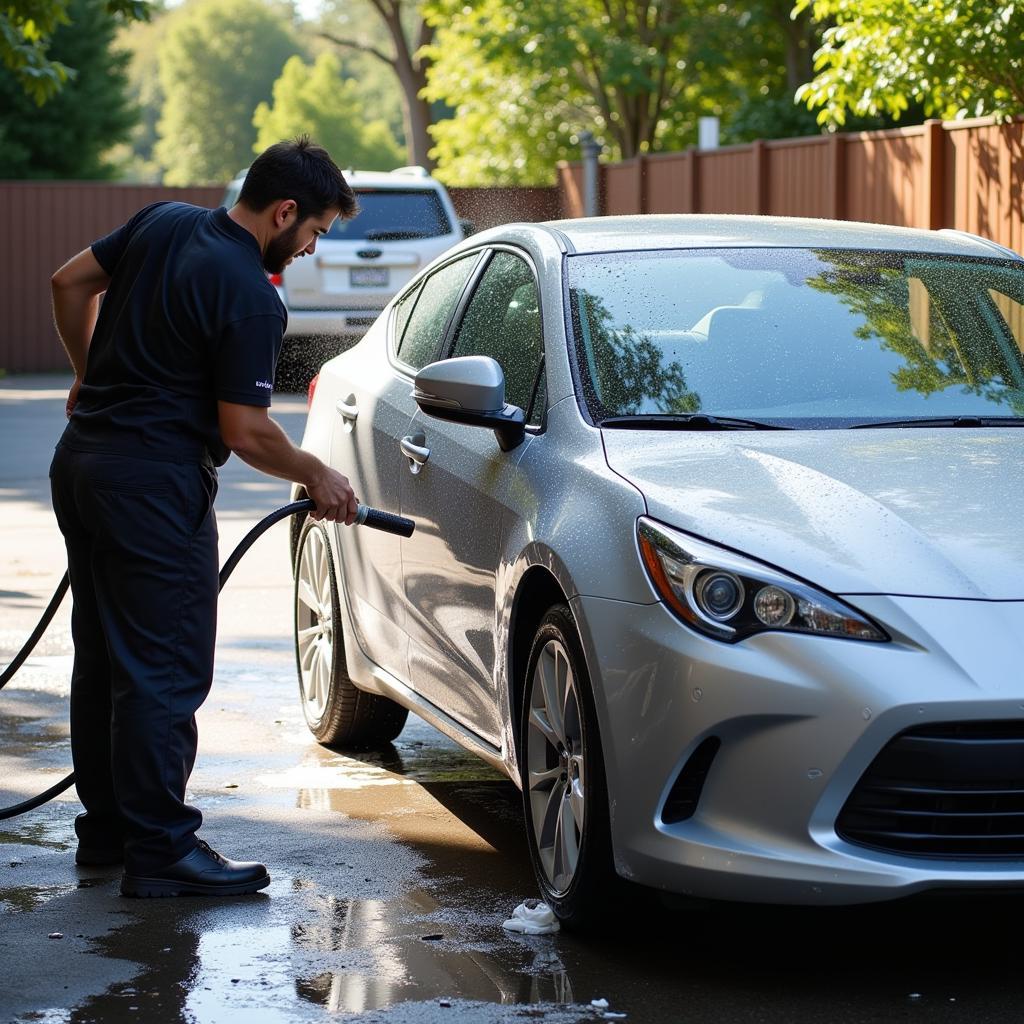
450, 250, 546, 425
397, 255, 478, 371
392, 283, 421, 355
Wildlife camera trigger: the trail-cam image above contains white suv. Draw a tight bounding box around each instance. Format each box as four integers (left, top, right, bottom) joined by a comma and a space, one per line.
222, 166, 466, 384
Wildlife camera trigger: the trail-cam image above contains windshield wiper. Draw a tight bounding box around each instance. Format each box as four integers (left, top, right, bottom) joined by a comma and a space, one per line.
363, 229, 431, 241
849, 416, 1024, 429
599, 414, 791, 431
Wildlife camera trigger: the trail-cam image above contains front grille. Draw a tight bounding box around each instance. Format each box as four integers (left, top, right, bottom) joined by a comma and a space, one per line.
837, 722, 1024, 859
662, 737, 720, 824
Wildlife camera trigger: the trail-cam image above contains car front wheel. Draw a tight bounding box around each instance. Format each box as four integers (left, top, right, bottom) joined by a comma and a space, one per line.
520, 604, 615, 928
294, 518, 407, 748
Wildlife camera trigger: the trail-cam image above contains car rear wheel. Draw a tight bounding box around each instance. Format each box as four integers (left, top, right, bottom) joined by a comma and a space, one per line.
294, 518, 407, 748
520, 604, 615, 929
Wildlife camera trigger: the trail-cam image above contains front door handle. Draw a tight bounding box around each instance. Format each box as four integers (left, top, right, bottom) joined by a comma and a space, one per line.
400, 433, 430, 475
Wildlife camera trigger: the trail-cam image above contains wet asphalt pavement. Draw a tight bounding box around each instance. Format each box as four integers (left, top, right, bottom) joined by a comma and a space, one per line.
4, 375, 1024, 1024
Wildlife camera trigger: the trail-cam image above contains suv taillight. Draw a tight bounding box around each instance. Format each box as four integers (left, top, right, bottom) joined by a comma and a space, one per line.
307, 373, 319, 407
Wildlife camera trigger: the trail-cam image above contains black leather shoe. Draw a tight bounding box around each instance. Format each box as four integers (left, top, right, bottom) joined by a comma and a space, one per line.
120, 839, 270, 898
76, 844, 124, 866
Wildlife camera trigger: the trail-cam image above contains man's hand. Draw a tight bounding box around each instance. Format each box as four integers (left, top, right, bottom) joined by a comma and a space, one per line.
66, 376, 82, 419
308, 466, 359, 525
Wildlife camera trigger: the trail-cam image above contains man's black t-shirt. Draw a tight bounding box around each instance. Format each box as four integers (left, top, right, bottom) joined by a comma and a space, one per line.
61, 202, 286, 467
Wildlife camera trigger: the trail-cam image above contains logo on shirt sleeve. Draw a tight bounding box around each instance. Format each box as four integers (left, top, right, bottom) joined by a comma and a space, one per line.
256, 380, 273, 390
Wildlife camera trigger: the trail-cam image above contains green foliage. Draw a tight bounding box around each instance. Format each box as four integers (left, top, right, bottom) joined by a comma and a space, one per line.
110, 4, 173, 180
0, 0, 147, 103
314, 0, 411, 145
0, 0, 135, 177
795, 0, 1024, 125
421, 0, 830, 186
154, 0, 303, 185
253, 53, 404, 171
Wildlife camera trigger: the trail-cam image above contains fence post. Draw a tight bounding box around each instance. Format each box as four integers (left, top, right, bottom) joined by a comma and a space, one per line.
752, 140, 769, 214
923, 119, 946, 229
635, 154, 647, 214
828, 133, 846, 220
687, 147, 701, 213
580, 131, 603, 217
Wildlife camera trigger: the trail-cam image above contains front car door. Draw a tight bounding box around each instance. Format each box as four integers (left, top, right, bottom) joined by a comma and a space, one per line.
329, 251, 482, 682
400, 247, 547, 743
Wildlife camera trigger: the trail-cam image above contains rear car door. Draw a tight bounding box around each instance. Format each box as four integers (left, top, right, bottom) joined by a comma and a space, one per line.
399, 248, 547, 743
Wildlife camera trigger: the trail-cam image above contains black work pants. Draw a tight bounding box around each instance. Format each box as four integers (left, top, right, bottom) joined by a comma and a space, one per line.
49, 445, 218, 874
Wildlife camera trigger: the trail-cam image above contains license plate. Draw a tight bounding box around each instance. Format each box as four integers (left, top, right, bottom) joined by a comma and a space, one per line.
350, 267, 389, 287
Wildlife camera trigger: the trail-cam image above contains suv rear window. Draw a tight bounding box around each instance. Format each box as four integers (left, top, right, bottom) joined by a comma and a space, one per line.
329, 189, 452, 241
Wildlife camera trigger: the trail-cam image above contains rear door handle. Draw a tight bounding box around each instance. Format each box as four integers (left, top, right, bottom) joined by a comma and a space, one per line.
336, 396, 358, 427
400, 433, 430, 474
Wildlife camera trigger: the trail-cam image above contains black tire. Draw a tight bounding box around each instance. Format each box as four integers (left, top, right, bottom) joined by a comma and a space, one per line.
519, 603, 616, 929
294, 518, 407, 748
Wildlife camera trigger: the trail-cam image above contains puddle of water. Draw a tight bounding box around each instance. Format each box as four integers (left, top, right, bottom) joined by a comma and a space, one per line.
180, 889, 579, 1018
0, 882, 77, 911
0, 822, 70, 851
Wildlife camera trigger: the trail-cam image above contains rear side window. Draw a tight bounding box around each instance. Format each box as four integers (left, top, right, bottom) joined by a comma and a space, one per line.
329, 189, 452, 241
397, 255, 478, 371
392, 283, 422, 354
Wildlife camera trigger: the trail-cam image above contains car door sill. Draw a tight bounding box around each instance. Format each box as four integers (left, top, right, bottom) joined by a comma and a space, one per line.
364, 662, 508, 777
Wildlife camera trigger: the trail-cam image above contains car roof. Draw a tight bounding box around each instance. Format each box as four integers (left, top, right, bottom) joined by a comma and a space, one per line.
540, 214, 1019, 259
227, 167, 443, 191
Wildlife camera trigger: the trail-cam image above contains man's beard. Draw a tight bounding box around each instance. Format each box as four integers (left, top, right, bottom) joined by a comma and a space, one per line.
264, 222, 302, 275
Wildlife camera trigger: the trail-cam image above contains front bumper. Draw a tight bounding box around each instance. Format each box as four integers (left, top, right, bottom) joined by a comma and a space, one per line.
572, 593, 1024, 905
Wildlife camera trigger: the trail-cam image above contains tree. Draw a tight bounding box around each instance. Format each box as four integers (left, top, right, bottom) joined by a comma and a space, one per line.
154, 0, 303, 185
0, 0, 136, 177
795, 0, 1024, 125
253, 53, 404, 170
110, 3, 175, 180
420, 0, 828, 186
317, 0, 435, 168
1, 0, 147, 103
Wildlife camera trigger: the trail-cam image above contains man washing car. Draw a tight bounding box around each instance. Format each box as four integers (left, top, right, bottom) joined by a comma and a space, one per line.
49, 137, 358, 897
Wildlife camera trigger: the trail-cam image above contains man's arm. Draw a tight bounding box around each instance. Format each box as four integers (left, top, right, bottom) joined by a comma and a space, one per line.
51, 248, 111, 418
218, 401, 359, 524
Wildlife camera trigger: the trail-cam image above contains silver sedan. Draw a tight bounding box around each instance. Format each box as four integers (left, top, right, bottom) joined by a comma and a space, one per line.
289, 214, 1024, 926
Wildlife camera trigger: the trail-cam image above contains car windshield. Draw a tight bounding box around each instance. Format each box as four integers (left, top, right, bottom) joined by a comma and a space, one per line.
567, 248, 1024, 427
328, 188, 452, 240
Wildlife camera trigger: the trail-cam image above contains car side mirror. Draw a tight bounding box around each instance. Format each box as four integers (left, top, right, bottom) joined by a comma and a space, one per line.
414, 356, 525, 452
458, 218, 476, 236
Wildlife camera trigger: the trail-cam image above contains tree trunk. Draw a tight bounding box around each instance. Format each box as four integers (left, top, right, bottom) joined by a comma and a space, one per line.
378, 1, 435, 170
394, 60, 434, 169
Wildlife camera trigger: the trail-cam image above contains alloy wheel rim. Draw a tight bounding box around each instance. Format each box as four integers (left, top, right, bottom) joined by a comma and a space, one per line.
526, 638, 585, 895
295, 526, 334, 722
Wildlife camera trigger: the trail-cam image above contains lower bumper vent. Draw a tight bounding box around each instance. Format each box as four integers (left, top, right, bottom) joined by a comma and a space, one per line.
837, 721, 1024, 859
662, 737, 720, 824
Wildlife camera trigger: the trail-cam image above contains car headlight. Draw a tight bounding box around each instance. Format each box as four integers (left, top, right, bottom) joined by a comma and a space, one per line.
637, 517, 888, 644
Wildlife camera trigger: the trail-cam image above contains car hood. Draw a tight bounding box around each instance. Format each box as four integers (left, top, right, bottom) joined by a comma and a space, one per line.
602, 429, 1024, 599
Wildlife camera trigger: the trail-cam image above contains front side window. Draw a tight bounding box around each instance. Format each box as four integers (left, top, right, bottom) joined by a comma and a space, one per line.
450, 250, 545, 425
397, 255, 478, 371
567, 248, 1024, 427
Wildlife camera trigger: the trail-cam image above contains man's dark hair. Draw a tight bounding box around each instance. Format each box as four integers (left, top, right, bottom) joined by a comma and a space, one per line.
239, 136, 358, 222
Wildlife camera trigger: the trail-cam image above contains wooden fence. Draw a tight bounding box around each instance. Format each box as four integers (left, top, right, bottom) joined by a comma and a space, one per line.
0, 183, 560, 374
558, 116, 1024, 255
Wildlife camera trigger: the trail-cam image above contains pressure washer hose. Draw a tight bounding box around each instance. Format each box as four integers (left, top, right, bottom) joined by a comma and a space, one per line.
0, 498, 414, 821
